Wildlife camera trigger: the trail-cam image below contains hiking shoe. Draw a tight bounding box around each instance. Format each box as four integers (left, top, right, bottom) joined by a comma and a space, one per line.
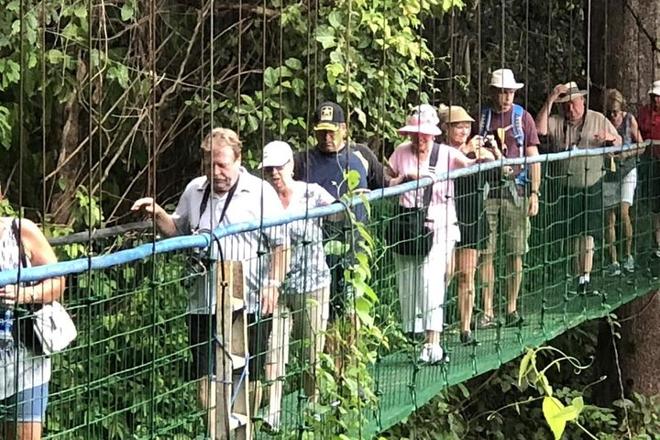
607, 262, 622, 277
477, 314, 496, 329
623, 255, 635, 273
460, 331, 475, 345
419, 343, 444, 364
505, 311, 522, 327
577, 282, 599, 296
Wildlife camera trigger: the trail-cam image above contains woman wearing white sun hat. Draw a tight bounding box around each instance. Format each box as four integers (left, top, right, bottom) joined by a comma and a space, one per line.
386, 104, 493, 363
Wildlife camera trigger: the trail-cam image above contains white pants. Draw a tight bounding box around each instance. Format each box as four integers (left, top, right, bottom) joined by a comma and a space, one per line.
621, 168, 637, 205
394, 239, 455, 333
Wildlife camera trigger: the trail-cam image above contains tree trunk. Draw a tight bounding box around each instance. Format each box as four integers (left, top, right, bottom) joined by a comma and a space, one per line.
590, 0, 660, 399
588, 0, 659, 110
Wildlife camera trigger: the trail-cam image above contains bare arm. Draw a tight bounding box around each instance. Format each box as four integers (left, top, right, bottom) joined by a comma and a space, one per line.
526, 145, 541, 217
131, 197, 178, 237
628, 116, 646, 157
0, 220, 65, 304
261, 243, 290, 315
269, 244, 290, 285
536, 84, 568, 135
526, 145, 541, 193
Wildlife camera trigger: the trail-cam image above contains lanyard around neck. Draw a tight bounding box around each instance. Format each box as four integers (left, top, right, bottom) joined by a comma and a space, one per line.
195, 177, 240, 232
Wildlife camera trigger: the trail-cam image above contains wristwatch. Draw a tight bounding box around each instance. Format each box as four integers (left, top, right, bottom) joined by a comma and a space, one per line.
531, 190, 541, 197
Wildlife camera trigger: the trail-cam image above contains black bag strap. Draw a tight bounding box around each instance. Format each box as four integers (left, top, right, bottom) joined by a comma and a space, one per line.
11, 219, 28, 269
422, 143, 440, 209
195, 177, 240, 232
198, 183, 212, 221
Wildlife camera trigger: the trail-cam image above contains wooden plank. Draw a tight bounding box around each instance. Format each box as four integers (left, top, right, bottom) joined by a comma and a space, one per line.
215, 261, 246, 439
232, 311, 251, 439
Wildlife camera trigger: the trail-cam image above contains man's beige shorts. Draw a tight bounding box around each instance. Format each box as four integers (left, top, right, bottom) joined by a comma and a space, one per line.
483, 198, 531, 256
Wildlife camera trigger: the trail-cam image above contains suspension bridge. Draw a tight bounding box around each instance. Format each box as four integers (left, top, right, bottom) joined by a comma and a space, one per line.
1, 146, 658, 439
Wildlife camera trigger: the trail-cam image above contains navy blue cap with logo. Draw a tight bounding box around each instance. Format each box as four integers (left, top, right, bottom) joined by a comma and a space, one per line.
313, 101, 345, 131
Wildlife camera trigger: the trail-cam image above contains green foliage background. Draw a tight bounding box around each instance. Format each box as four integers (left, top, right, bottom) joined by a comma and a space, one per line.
3, 0, 646, 438
0, 0, 585, 229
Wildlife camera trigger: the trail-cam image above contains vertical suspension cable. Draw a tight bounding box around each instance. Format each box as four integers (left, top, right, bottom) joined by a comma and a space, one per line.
13, 0, 26, 427
85, 0, 94, 436
40, 0, 47, 224
236, 0, 243, 136
148, 0, 158, 434
207, 0, 217, 435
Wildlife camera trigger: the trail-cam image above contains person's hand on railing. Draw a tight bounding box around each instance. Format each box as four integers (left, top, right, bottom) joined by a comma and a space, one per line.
131, 197, 179, 237
389, 172, 432, 186
131, 197, 167, 218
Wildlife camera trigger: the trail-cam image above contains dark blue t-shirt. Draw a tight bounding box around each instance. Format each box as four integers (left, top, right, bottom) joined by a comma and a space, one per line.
293, 148, 368, 198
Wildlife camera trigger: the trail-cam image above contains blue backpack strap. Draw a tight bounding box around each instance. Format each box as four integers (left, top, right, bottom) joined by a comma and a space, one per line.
479, 107, 492, 136
511, 104, 525, 149
511, 104, 529, 185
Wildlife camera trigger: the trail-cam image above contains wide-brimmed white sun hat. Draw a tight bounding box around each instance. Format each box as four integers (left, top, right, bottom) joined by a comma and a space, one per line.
555, 81, 589, 103
489, 68, 524, 90
398, 104, 442, 136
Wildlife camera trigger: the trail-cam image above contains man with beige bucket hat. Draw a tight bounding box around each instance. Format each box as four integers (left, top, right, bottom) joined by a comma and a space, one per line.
536, 81, 622, 295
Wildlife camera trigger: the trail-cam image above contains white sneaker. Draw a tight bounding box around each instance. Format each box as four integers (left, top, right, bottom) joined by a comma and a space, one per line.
623, 255, 635, 273
419, 343, 445, 363
655, 248, 660, 258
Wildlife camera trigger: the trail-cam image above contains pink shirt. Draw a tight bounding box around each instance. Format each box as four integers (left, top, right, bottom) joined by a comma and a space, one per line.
388, 142, 463, 242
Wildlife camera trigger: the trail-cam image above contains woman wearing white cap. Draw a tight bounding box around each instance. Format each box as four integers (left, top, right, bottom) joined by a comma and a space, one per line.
387, 104, 489, 363
258, 140, 335, 428
439, 104, 501, 345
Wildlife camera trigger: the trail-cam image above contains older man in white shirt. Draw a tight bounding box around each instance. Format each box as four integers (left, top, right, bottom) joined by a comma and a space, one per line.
132, 127, 288, 437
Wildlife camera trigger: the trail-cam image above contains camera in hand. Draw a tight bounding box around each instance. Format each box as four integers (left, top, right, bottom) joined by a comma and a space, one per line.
483, 130, 506, 155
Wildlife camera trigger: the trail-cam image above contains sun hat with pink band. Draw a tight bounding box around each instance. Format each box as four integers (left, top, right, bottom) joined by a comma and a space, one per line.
398, 104, 442, 136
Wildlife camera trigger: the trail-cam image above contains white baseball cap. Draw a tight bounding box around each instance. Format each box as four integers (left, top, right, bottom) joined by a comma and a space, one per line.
489, 68, 524, 90
648, 80, 660, 96
258, 141, 293, 168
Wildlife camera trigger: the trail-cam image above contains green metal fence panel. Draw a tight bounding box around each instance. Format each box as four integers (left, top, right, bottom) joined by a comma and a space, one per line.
1, 148, 659, 439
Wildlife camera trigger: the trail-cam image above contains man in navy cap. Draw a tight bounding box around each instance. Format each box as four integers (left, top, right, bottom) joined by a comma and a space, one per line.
293, 101, 375, 322
294, 101, 386, 196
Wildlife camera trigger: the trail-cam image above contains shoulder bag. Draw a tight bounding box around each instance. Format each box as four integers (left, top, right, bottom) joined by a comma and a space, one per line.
385, 144, 439, 256
11, 219, 77, 355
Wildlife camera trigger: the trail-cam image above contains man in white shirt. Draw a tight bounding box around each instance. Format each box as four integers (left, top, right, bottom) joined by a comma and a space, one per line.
132, 127, 288, 437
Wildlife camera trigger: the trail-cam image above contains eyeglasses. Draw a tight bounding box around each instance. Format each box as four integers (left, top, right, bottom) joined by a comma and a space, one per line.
263, 160, 290, 173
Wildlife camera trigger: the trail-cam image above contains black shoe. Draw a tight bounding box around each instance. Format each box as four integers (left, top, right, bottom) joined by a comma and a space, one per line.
505, 311, 522, 327
460, 331, 474, 345
577, 281, 599, 296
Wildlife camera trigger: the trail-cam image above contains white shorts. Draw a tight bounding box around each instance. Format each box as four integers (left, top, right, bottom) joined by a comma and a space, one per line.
621, 168, 637, 205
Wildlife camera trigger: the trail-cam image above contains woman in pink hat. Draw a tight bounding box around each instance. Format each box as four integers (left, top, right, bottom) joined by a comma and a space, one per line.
387, 104, 489, 363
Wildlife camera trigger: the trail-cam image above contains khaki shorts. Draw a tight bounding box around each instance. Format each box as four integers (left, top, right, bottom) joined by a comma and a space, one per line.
483, 198, 530, 256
